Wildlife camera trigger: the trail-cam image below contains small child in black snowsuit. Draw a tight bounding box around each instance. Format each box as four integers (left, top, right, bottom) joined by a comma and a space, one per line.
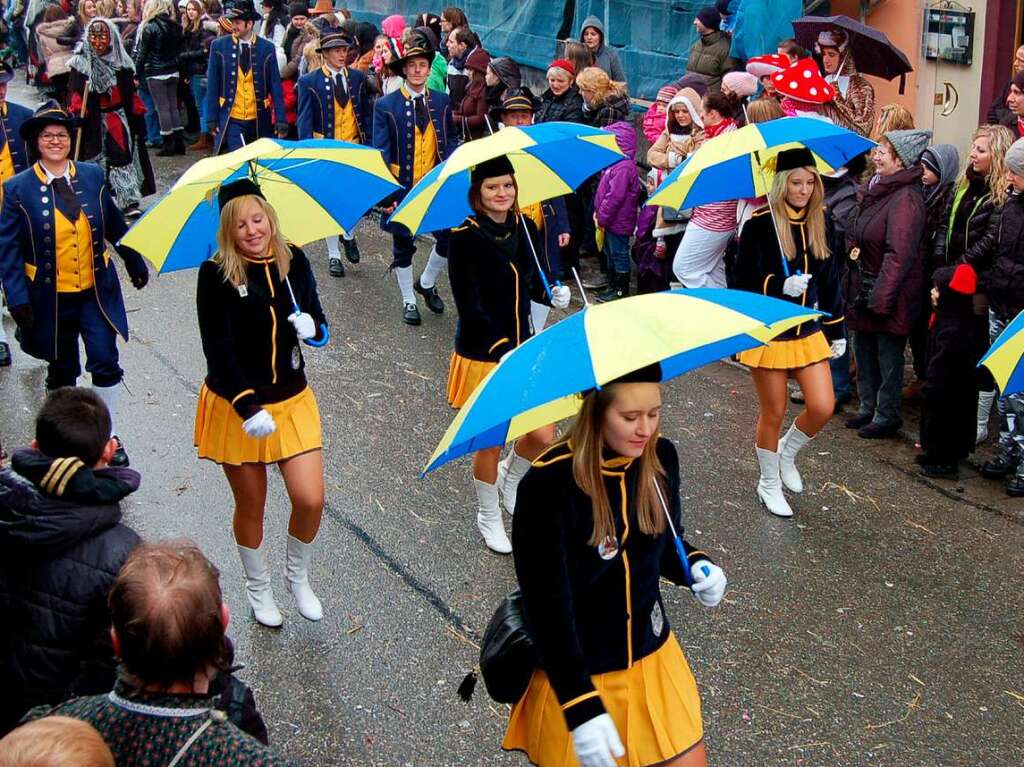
918, 264, 980, 478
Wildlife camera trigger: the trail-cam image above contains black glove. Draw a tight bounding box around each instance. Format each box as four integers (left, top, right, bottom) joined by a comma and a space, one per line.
131, 267, 149, 290
275, 122, 289, 138
10, 303, 34, 330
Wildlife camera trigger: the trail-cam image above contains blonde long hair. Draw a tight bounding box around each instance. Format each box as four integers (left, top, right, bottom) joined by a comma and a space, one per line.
958, 124, 1014, 208
140, 0, 172, 27
575, 66, 626, 105
870, 103, 914, 142
768, 166, 830, 261
569, 386, 666, 547
214, 195, 292, 287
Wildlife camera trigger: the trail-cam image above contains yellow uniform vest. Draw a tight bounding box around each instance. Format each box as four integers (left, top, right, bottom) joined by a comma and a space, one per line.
55, 207, 95, 293
229, 63, 257, 121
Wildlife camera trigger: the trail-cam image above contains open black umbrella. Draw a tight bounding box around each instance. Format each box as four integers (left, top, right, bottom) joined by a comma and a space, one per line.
792, 15, 913, 93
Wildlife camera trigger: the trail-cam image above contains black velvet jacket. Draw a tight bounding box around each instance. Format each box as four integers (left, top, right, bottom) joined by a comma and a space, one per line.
511, 438, 710, 730
196, 245, 327, 419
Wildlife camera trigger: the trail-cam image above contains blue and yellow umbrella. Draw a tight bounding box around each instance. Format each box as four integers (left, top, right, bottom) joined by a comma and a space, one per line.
423, 288, 822, 474
120, 138, 401, 272
389, 121, 624, 235
647, 117, 875, 211
980, 310, 1024, 396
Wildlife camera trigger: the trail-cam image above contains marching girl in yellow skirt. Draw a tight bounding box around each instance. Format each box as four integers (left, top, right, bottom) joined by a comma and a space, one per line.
446, 155, 570, 554
734, 147, 846, 518
194, 178, 329, 627
504, 364, 728, 767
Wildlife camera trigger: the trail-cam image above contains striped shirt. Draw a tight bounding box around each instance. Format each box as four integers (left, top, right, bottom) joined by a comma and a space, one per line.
690, 121, 738, 232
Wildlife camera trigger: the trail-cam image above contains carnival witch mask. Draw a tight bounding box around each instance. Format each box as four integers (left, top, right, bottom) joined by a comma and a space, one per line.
88, 22, 112, 57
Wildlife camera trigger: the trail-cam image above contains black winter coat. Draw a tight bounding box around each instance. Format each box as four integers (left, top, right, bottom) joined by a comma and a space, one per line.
179, 22, 217, 77
512, 438, 710, 730
0, 449, 140, 735
448, 215, 548, 362
134, 14, 183, 79
921, 267, 978, 463
980, 189, 1024, 319
933, 170, 997, 270
535, 86, 585, 124
844, 166, 927, 336
586, 92, 630, 128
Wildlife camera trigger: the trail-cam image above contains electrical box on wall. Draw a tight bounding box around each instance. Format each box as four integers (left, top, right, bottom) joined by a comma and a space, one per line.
922, 4, 975, 66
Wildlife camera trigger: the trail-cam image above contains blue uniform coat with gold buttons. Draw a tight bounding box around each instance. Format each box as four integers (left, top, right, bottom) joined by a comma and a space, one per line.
0, 161, 148, 360
205, 35, 286, 154
371, 86, 459, 205
1, 100, 32, 178
295, 65, 372, 143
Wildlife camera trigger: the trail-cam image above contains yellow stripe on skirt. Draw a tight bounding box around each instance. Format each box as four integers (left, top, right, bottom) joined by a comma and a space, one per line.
502, 633, 704, 767
447, 352, 497, 409
737, 329, 830, 370
194, 384, 322, 465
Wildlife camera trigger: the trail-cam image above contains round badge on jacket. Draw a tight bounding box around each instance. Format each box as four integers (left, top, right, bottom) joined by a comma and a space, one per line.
597, 535, 619, 560
291, 345, 302, 370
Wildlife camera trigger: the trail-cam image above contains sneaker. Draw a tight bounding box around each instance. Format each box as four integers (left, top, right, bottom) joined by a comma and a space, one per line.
402, 302, 421, 326
857, 421, 901, 439
981, 451, 1018, 479
108, 436, 130, 467
581, 272, 609, 290
414, 279, 444, 314
1006, 474, 1024, 497
844, 412, 872, 430
342, 238, 361, 264
328, 257, 345, 277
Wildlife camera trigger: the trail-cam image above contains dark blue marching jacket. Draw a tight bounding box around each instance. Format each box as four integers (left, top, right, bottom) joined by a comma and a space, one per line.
205, 35, 286, 154
372, 86, 459, 204
537, 197, 570, 277
0, 161, 148, 360
0, 100, 33, 178
296, 65, 372, 143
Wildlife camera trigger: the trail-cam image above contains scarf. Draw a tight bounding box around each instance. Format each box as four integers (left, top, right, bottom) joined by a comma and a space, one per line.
68, 17, 134, 94
703, 118, 735, 140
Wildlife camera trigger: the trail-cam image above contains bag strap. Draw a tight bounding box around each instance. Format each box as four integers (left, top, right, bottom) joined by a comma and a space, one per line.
167, 710, 228, 767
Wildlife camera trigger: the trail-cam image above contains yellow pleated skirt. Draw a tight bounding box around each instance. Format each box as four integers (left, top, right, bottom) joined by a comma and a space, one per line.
194, 385, 322, 466
737, 330, 830, 370
502, 633, 704, 767
447, 352, 497, 409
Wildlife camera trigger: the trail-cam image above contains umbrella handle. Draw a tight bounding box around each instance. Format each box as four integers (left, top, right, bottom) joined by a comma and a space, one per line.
304, 323, 330, 347
753, 150, 791, 278
653, 477, 704, 588
519, 213, 554, 300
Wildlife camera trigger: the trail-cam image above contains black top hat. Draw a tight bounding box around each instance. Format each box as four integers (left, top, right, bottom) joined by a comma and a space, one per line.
218, 178, 265, 211
223, 0, 263, 22
609, 361, 663, 385
470, 155, 515, 184
0, 61, 14, 85
774, 147, 816, 173
19, 100, 79, 144
388, 29, 434, 75
317, 30, 353, 52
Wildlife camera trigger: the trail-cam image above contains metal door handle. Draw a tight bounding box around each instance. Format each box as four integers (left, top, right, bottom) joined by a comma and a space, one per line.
941, 81, 959, 117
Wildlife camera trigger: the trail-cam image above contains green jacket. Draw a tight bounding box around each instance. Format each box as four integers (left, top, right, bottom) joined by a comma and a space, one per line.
685, 31, 737, 92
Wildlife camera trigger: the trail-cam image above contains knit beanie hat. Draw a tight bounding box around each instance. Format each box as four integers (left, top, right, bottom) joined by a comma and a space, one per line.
885, 128, 933, 168
715, 0, 731, 14
548, 58, 575, 77
656, 85, 678, 104
1006, 137, 1024, 175
723, 71, 758, 98
288, 2, 306, 16
696, 7, 720, 30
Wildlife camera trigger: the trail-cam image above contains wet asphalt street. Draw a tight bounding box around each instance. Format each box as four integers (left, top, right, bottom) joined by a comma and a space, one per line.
2, 81, 1023, 767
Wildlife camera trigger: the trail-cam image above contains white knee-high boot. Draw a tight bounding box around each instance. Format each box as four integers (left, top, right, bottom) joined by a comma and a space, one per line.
285, 535, 323, 621
92, 383, 120, 436
419, 247, 447, 289
977, 390, 996, 444
755, 447, 793, 518
778, 423, 813, 493
474, 479, 511, 554
496, 447, 532, 516
236, 541, 284, 627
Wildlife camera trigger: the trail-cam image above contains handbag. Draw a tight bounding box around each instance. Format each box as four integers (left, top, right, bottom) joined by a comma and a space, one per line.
477, 589, 538, 704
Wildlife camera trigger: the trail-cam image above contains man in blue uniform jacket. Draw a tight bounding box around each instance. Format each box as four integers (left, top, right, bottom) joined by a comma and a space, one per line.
0, 102, 149, 467
206, 0, 287, 154
297, 30, 371, 276
0, 61, 33, 368
372, 30, 460, 326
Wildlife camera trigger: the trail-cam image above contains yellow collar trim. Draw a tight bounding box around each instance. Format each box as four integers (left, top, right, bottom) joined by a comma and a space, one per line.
33, 161, 76, 184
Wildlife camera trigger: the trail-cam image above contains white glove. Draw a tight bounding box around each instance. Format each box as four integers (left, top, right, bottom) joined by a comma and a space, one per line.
667, 149, 681, 168
781, 273, 812, 297
691, 560, 727, 608
551, 284, 571, 309
242, 409, 277, 438
830, 339, 847, 360
288, 312, 316, 340
572, 713, 625, 767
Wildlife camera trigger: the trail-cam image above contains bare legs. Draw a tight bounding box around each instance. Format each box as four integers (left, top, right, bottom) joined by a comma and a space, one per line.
751, 361, 834, 450
224, 450, 324, 545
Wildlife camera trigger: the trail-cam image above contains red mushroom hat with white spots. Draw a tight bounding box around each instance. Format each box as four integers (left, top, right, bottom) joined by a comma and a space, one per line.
772, 58, 834, 104
745, 53, 791, 78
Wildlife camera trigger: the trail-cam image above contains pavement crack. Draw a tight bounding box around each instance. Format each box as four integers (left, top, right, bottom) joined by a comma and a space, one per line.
132, 329, 200, 396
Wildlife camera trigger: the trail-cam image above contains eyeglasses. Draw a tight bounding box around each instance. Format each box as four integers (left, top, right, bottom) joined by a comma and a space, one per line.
39, 132, 71, 143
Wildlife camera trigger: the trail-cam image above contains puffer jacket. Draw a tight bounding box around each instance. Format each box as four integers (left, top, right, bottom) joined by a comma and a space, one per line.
982, 189, 1024, 319
595, 121, 641, 236
685, 30, 735, 92
35, 19, 76, 78
844, 165, 927, 336
536, 85, 585, 124
587, 91, 630, 128
134, 13, 183, 79
0, 449, 141, 735
933, 169, 999, 269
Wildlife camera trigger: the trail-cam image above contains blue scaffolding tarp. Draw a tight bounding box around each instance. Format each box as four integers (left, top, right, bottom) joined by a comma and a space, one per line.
343, 0, 803, 100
